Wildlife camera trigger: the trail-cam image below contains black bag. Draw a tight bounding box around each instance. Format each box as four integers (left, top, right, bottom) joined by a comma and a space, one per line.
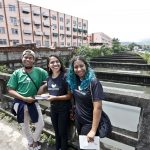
69, 96, 76, 121
69, 105, 75, 121
99, 110, 112, 138
68, 99, 76, 141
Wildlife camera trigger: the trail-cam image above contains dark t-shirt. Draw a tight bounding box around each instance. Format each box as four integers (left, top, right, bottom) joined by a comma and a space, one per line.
73, 78, 104, 124
47, 72, 71, 110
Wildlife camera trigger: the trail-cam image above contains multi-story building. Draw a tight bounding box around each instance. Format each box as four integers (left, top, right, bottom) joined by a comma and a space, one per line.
88, 32, 112, 47
0, 0, 88, 47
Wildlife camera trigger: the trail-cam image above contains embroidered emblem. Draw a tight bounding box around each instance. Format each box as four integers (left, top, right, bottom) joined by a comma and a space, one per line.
27, 77, 30, 81
51, 84, 56, 88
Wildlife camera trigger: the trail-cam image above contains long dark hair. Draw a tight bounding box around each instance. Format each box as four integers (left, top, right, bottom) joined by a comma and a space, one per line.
47, 55, 65, 75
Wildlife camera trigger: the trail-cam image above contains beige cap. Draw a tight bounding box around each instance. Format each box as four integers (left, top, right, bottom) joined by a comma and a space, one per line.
22, 49, 35, 58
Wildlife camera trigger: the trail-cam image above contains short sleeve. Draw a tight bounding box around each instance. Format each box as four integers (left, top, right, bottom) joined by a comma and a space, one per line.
91, 78, 104, 101
7, 71, 18, 89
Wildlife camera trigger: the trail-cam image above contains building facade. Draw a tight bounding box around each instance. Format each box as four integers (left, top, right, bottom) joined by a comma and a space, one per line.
88, 32, 112, 47
0, 0, 88, 47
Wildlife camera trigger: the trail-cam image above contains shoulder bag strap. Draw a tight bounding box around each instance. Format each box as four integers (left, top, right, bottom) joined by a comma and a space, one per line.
90, 82, 93, 101
26, 72, 38, 91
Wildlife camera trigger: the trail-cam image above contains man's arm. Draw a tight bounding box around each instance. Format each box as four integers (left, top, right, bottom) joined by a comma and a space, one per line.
7, 87, 35, 103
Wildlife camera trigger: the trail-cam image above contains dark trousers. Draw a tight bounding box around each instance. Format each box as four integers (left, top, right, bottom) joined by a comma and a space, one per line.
51, 105, 69, 150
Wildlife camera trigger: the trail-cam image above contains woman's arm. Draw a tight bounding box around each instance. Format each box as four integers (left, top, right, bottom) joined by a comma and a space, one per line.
87, 100, 102, 142
37, 83, 48, 95
47, 91, 72, 101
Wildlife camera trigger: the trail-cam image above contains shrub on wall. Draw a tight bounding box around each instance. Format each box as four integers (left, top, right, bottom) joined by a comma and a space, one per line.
139, 51, 150, 64
0, 65, 11, 73
75, 45, 113, 60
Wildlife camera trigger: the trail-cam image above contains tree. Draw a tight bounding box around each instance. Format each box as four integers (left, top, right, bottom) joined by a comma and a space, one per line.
111, 38, 122, 53
128, 42, 137, 51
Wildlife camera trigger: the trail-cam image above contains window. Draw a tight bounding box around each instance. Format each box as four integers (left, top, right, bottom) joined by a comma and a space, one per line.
35, 40, 41, 46
73, 28, 77, 32
43, 21, 50, 27
54, 42, 57, 47
78, 22, 81, 27
83, 23, 86, 28
83, 30, 87, 34
66, 34, 71, 38
0, 27, 5, 34
66, 19, 70, 24
22, 8, 30, 13
25, 40, 31, 44
52, 24, 57, 30
73, 20, 76, 26
44, 41, 49, 47
23, 19, 31, 24
66, 27, 70, 31
10, 17, 17, 24
43, 12, 49, 18
60, 17, 63, 22
0, 15, 3, 22
11, 28, 18, 34
53, 33, 58, 37
83, 37, 87, 40
35, 25, 40, 29
9, 5, 16, 11
60, 34, 64, 39
0, 39, 7, 45
34, 31, 42, 36
45, 36, 49, 39
67, 42, 70, 46
78, 43, 81, 46
12, 40, 19, 45
60, 25, 64, 30
73, 42, 76, 46
52, 15, 56, 20
73, 35, 77, 39
61, 42, 64, 46
33, 11, 40, 16
24, 30, 32, 35
0, 2, 2, 9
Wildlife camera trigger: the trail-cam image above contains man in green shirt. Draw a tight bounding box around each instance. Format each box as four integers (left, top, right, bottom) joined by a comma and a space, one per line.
7, 49, 48, 150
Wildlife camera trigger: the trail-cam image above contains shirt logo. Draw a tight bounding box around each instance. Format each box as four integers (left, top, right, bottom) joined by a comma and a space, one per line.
51, 84, 56, 88
48, 83, 59, 91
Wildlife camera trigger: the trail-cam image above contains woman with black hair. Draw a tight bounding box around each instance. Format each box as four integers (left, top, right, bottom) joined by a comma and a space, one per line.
38, 55, 72, 150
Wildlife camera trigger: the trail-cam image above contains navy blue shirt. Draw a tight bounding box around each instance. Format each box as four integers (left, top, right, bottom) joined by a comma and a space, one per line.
47, 72, 71, 109
73, 78, 104, 124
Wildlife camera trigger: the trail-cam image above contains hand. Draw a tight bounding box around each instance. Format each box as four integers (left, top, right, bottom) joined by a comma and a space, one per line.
25, 97, 35, 103
47, 95, 56, 101
87, 130, 96, 142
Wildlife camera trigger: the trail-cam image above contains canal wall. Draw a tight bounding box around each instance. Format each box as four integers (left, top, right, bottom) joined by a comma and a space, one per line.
0, 46, 74, 72
1, 72, 150, 150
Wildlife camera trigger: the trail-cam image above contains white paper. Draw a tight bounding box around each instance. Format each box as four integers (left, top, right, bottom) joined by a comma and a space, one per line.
35, 94, 49, 100
79, 135, 100, 150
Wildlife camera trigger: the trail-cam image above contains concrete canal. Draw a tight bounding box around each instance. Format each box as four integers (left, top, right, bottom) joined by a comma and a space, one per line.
1, 51, 150, 150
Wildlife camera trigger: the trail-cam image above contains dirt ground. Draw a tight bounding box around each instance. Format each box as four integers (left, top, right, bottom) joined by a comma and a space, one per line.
0, 118, 68, 150
0, 119, 28, 150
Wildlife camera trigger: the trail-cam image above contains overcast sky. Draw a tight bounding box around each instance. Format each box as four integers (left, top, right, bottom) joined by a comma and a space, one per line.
21, 0, 150, 42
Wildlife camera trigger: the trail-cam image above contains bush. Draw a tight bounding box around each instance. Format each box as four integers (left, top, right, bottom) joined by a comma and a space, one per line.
75, 45, 113, 60
139, 51, 150, 64
0, 65, 10, 73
